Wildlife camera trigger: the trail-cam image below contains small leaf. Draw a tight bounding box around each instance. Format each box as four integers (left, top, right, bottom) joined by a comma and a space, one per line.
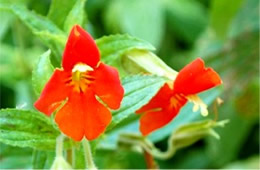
107, 75, 166, 131
32, 50, 54, 97
0, 10, 15, 40
0, 4, 66, 62
0, 108, 59, 150
63, 0, 87, 33
164, 0, 208, 43
32, 150, 48, 169
229, 0, 259, 37
0, 143, 32, 169
104, 0, 165, 48
47, 0, 77, 29
96, 34, 155, 64
210, 0, 244, 40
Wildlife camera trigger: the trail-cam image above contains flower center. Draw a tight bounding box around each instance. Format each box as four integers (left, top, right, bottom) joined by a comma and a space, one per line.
169, 93, 186, 110
69, 63, 95, 93
169, 94, 181, 108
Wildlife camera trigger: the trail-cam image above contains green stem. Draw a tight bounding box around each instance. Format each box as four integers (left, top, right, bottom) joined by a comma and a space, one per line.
118, 133, 176, 160
82, 139, 97, 170
71, 146, 76, 168
56, 135, 64, 157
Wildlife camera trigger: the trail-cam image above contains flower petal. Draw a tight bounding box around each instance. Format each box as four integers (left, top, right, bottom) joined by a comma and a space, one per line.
90, 63, 124, 110
173, 58, 222, 95
136, 83, 172, 114
138, 91, 187, 136
34, 69, 71, 116
55, 92, 85, 141
55, 90, 112, 141
139, 110, 173, 136
62, 25, 100, 71
83, 90, 112, 140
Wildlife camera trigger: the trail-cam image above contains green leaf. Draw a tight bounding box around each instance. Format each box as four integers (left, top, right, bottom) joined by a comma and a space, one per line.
164, 0, 208, 43
47, 0, 77, 29
0, 43, 20, 86
32, 150, 48, 169
0, 108, 59, 150
0, 143, 32, 169
0, 42, 45, 88
73, 145, 86, 169
210, 0, 244, 40
0, 10, 14, 40
64, 0, 87, 33
0, 4, 66, 62
205, 87, 257, 167
105, 0, 164, 48
223, 156, 260, 169
15, 81, 33, 109
107, 75, 166, 131
229, 0, 259, 37
32, 50, 54, 97
96, 34, 155, 64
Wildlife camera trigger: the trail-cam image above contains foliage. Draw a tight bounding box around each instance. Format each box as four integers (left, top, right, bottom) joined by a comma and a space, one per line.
0, 0, 259, 169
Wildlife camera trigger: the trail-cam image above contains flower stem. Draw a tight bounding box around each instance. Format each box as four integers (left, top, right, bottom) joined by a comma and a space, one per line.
144, 150, 158, 169
56, 135, 64, 157
66, 149, 72, 165
71, 146, 76, 168
82, 139, 97, 170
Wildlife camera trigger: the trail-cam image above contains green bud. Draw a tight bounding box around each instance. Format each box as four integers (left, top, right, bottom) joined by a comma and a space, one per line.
51, 156, 72, 170
118, 119, 229, 160
170, 120, 229, 150
122, 49, 177, 80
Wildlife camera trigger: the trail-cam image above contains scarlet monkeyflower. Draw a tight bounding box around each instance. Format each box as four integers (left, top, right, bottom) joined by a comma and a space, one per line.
136, 58, 222, 136
34, 25, 124, 141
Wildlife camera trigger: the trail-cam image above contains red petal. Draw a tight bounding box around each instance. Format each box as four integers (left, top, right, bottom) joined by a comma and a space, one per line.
83, 90, 112, 140
173, 58, 222, 95
139, 92, 187, 136
55, 92, 85, 141
55, 90, 112, 141
139, 110, 173, 136
90, 63, 124, 110
62, 25, 100, 71
34, 69, 71, 116
136, 83, 172, 114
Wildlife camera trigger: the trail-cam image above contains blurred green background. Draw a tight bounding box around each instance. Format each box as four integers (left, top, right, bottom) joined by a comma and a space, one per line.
0, 0, 259, 169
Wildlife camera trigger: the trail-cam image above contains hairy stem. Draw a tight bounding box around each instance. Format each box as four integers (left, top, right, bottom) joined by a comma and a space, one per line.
56, 135, 64, 157
82, 139, 97, 170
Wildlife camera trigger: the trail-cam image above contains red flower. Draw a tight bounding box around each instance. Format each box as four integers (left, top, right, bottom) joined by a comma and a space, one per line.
34, 25, 124, 141
136, 58, 222, 136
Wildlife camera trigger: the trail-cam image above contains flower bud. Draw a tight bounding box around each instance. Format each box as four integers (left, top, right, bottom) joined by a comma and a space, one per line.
51, 156, 72, 170
122, 49, 177, 80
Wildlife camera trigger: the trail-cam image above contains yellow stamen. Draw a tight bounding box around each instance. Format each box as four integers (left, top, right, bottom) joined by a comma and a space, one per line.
216, 97, 224, 105
69, 63, 95, 93
186, 95, 208, 116
169, 94, 184, 109
72, 63, 93, 73
170, 96, 179, 108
